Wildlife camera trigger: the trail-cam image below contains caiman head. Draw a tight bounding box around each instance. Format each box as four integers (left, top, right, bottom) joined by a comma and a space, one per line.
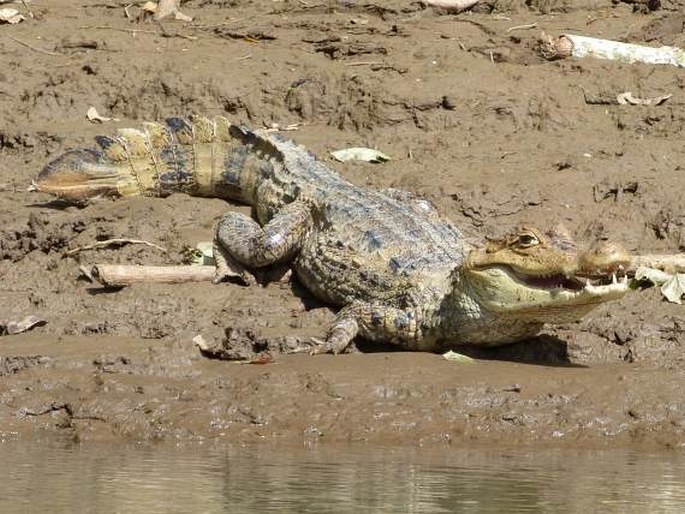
460, 226, 631, 325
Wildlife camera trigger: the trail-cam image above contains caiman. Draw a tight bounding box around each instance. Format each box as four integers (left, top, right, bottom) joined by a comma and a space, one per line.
34, 115, 632, 353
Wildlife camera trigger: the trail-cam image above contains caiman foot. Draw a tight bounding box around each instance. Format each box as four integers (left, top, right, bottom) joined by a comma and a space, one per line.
212, 240, 256, 286
309, 310, 359, 355
212, 200, 313, 286
309, 301, 427, 355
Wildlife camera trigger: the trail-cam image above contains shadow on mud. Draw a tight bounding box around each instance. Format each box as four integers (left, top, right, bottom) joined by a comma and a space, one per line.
354, 335, 580, 367
450, 335, 582, 367
26, 200, 88, 210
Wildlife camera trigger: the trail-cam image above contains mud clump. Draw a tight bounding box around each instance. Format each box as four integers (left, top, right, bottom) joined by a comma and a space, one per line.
0, 356, 53, 376
195, 327, 312, 361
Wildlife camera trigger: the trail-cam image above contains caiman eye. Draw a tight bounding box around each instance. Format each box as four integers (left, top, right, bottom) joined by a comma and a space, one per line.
517, 233, 539, 248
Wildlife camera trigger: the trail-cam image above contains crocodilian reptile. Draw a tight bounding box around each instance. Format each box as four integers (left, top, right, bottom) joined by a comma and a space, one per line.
34, 115, 634, 353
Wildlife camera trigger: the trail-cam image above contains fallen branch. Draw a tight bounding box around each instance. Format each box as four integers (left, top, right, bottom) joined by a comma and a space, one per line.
7, 35, 63, 56
629, 254, 685, 274
584, 90, 672, 106
82, 25, 159, 35
540, 33, 685, 67
507, 22, 537, 33
65, 238, 167, 257
91, 264, 215, 287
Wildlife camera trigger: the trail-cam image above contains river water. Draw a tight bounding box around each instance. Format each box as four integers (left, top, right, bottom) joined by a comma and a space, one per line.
1, 440, 683, 513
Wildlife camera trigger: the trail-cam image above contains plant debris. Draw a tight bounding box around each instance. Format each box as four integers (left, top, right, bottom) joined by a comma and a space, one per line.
616, 91, 672, 106
442, 350, 475, 363
541, 33, 685, 67
0, 7, 23, 24
86, 106, 120, 123
423, 0, 480, 12
331, 147, 390, 163
1, 316, 46, 336
635, 267, 685, 304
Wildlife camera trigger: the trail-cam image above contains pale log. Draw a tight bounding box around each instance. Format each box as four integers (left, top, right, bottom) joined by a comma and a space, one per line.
629, 254, 685, 274
92, 264, 215, 287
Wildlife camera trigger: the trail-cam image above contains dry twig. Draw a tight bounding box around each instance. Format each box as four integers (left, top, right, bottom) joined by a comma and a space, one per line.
81, 25, 158, 36
345, 61, 384, 66
7, 35, 63, 56
506, 22, 537, 33
65, 238, 167, 257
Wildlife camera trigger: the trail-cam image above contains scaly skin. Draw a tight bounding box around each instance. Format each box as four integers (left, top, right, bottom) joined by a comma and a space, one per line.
34, 115, 632, 353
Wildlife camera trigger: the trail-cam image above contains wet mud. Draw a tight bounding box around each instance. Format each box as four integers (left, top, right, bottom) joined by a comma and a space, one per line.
1, 0, 685, 448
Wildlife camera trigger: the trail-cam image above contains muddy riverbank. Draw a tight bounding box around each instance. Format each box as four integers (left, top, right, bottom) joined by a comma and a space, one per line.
1, 0, 685, 447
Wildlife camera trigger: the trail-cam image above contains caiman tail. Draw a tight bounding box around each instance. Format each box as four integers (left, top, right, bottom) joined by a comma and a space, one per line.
33, 115, 283, 204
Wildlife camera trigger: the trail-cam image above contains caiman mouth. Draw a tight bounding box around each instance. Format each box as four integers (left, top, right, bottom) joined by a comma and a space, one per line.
509, 267, 629, 293
463, 264, 630, 319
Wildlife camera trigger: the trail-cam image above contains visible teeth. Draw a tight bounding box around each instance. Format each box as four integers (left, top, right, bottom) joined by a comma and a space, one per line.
612, 273, 617, 284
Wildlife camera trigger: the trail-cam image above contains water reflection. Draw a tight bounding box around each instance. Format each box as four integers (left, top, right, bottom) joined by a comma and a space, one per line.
1, 441, 684, 513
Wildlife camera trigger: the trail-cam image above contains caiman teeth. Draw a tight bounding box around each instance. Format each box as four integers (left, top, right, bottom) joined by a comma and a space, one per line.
507, 266, 630, 292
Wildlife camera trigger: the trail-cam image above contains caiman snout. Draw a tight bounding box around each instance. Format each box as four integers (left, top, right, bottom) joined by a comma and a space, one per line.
578, 241, 631, 277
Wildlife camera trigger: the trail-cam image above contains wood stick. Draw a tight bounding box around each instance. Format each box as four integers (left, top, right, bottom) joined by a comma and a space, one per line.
629, 254, 685, 274
7, 35, 63, 56
65, 238, 167, 256
540, 33, 685, 67
91, 264, 215, 287
507, 22, 537, 33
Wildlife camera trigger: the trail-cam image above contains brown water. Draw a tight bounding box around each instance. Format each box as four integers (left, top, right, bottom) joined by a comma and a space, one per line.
1, 441, 684, 513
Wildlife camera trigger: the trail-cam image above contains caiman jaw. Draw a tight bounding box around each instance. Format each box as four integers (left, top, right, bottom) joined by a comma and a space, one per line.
508, 267, 629, 293
465, 265, 629, 316
462, 226, 631, 320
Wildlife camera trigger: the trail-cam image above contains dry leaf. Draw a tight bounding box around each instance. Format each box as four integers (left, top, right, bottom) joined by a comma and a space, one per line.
442, 350, 475, 363
2, 315, 46, 336
86, 106, 119, 123
0, 7, 24, 24
423, 0, 480, 12
617, 92, 672, 106
661, 274, 685, 304
331, 147, 390, 163
634, 267, 685, 304
142, 1, 157, 13
174, 10, 193, 22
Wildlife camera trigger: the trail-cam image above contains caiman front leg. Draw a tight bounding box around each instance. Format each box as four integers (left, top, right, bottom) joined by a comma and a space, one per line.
213, 200, 313, 285
311, 300, 432, 354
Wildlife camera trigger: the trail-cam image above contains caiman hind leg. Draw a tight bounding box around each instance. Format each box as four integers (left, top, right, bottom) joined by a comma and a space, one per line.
311, 300, 432, 354
213, 200, 313, 285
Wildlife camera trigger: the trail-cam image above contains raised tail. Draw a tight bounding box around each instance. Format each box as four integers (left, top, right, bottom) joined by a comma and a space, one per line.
34, 115, 283, 204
